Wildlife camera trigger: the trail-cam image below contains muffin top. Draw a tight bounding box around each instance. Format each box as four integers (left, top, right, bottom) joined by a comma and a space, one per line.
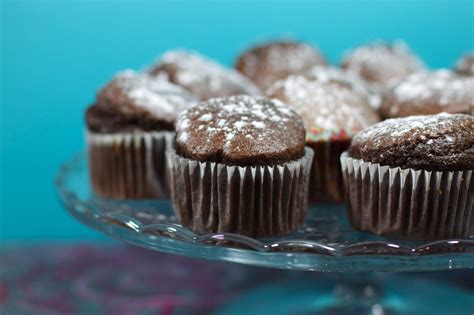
175, 95, 306, 166
149, 50, 261, 100
381, 70, 474, 118
455, 53, 474, 76
348, 113, 474, 171
267, 75, 379, 141
235, 41, 326, 90
341, 41, 424, 88
305, 65, 382, 110
86, 70, 199, 133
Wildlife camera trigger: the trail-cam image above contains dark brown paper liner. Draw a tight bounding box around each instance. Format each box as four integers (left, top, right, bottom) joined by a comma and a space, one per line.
167, 148, 314, 238
307, 139, 351, 203
87, 131, 175, 199
341, 153, 474, 241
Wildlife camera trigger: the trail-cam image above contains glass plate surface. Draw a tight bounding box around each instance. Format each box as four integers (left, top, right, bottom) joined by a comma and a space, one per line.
56, 153, 474, 272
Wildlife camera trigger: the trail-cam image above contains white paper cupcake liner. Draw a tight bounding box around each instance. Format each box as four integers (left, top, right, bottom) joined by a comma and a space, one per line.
87, 131, 175, 199
167, 148, 314, 238
340, 152, 473, 240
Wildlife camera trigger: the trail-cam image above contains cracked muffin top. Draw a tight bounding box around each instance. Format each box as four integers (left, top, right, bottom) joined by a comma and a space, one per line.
175, 95, 306, 166
149, 50, 261, 100
341, 41, 424, 88
86, 70, 199, 133
348, 113, 474, 171
381, 70, 474, 118
267, 75, 379, 140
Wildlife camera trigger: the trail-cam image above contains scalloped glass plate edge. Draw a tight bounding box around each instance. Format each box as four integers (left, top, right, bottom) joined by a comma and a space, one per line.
55, 152, 474, 272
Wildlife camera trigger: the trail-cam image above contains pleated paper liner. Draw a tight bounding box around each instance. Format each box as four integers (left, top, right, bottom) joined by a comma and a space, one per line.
340, 152, 474, 241
87, 131, 175, 199
167, 148, 314, 238
306, 128, 355, 203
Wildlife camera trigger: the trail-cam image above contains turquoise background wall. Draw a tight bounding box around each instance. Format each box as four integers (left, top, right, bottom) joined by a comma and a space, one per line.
1, 0, 473, 240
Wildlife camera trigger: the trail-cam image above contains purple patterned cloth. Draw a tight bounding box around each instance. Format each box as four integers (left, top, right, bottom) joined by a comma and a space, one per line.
0, 244, 278, 315
1, 244, 472, 315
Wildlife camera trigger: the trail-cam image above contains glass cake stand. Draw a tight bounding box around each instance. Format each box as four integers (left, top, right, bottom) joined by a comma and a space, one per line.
56, 153, 474, 314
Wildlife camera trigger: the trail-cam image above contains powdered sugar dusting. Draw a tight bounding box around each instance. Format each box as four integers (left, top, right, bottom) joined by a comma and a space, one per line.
234, 121, 247, 129
305, 65, 382, 110
251, 121, 266, 129
111, 70, 198, 120
175, 95, 305, 162
390, 70, 474, 107
199, 113, 213, 121
178, 131, 188, 142
353, 113, 471, 145
267, 75, 379, 132
350, 112, 474, 171
151, 50, 261, 99
264, 42, 323, 74
342, 41, 425, 87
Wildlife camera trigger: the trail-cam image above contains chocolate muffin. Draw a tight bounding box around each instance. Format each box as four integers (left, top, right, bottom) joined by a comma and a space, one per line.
235, 40, 326, 90
341, 41, 424, 89
305, 65, 382, 111
167, 95, 313, 237
381, 70, 474, 118
86, 70, 199, 199
149, 50, 261, 100
454, 53, 474, 76
341, 113, 474, 240
267, 75, 380, 203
